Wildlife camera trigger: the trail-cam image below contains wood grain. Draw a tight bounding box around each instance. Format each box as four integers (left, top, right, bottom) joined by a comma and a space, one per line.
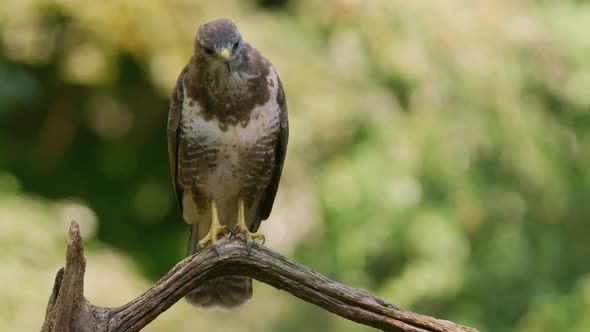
41, 221, 479, 332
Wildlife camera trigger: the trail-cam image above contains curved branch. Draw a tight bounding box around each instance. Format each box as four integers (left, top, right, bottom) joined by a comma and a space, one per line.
41, 221, 479, 332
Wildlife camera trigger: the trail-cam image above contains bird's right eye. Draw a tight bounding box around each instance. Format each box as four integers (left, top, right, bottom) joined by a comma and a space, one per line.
203, 47, 215, 55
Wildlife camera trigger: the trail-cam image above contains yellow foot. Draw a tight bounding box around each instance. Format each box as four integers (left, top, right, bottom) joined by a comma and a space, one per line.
229, 199, 266, 255
197, 201, 230, 256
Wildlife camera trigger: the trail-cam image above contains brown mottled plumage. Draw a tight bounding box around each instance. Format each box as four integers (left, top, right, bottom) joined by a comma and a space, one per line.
167, 19, 288, 310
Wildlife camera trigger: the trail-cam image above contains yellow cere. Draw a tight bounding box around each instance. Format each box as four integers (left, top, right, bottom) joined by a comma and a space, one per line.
220, 48, 230, 59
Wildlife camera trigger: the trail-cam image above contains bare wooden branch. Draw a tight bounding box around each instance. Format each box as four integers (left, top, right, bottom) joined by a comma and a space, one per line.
42, 221, 479, 332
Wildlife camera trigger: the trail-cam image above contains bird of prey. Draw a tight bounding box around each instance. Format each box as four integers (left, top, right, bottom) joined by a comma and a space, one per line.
167, 18, 288, 310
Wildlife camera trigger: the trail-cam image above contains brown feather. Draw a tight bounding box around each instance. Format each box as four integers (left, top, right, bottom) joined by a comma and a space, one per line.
253, 74, 288, 231
167, 64, 189, 212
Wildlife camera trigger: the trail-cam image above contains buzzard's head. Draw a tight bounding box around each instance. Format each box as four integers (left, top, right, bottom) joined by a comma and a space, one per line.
194, 19, 244, 73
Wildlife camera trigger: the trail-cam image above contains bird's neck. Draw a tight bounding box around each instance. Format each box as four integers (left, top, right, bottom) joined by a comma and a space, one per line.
210, 68, 254, 99
184, 53, 271, 128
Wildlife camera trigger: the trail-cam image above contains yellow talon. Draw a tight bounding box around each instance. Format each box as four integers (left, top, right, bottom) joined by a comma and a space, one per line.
198, 201, 229, 255
233, 199, 265, 255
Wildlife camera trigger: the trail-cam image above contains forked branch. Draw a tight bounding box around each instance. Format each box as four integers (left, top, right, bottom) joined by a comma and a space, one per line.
41, 221, 479, 332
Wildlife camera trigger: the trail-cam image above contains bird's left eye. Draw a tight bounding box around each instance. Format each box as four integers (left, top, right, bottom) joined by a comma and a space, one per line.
232, 40, 240, 51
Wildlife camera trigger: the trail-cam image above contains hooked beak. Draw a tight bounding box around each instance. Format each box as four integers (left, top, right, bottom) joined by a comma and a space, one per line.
220, 48, 231, 71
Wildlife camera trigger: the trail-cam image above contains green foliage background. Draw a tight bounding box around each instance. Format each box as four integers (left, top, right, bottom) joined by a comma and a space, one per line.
1, 1, 590, 331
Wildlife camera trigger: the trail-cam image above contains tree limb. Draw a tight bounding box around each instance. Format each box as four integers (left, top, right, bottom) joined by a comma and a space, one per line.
41, 221, 479, 332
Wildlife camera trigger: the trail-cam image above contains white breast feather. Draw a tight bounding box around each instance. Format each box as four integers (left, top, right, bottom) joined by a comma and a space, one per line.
181, 69, 280, 201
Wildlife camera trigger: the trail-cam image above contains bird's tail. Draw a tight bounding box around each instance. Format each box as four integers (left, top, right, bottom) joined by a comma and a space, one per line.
186, 275, 253, 310
185, 224, 253, 310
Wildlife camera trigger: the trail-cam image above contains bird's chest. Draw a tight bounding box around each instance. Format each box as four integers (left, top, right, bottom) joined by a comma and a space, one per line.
180, 97, 278, 198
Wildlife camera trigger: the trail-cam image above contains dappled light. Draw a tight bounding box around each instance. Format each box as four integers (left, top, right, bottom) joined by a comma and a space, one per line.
1, 1, 590, 331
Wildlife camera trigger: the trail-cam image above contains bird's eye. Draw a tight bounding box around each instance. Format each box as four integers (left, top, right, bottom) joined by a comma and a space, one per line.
203, 47, 215, 55
232, 40, 240, 51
